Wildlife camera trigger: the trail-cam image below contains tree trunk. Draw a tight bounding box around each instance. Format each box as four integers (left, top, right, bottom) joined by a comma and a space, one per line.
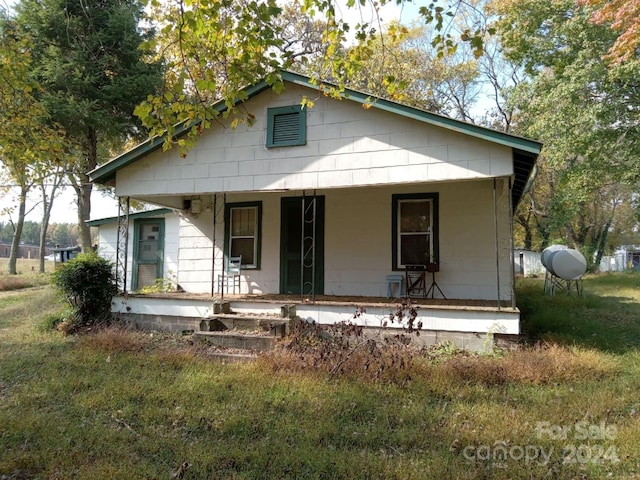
75, 128, 97, 253
515, 210, 533, 250
592, 219, 613, 272
39, 206, 49, 274
38, 170, 64, 273
7, 185, 28, 275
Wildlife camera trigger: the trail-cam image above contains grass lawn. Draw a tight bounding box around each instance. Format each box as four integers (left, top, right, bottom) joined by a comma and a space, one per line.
1, 273, 640, 478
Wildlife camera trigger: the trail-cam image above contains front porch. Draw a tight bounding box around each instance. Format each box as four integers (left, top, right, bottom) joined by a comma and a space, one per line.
111, 292, 520, 352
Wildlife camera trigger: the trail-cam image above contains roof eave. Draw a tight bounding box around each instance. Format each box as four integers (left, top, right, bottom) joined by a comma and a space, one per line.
86, 208, 174, 226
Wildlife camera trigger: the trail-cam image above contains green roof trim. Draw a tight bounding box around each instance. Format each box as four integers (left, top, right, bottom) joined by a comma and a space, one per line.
86, 208, 173, 227
89, 71, 542, 186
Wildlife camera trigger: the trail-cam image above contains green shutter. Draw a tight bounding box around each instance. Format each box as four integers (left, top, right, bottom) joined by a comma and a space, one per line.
267, 106, 306, 147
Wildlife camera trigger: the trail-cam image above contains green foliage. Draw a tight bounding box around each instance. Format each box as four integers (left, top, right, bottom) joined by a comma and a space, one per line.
495, 0, 640, 258
136, 0, 489, 154
138, 270, 177, 293
37, 309, 68, 331
318, 22, 482, 117
14, 0, 164, 250
1, 12, 68, 273
51, 252, 117, 328
47, 222, 81, 248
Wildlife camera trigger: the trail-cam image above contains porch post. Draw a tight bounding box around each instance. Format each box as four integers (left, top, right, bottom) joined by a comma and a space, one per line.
493, 179, 501, 310
300, 192, 307, 302
116, 196, 130, 294
301, 190, 317, 303
508, 177, 516, 309
211, 193, 226, 300
211, 194, 217, 297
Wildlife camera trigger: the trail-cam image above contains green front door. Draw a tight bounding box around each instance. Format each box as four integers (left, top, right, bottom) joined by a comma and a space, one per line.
132, 218, 164, 290
280, 196, 324, 295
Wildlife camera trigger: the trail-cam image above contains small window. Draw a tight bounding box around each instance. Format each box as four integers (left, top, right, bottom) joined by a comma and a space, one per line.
225, 202, 262, 269
266, 105, 306, 147
392, 193, 439, 270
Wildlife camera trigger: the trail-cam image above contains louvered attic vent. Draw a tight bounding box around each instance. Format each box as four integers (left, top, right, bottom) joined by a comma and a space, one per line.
266, 105, 307, 147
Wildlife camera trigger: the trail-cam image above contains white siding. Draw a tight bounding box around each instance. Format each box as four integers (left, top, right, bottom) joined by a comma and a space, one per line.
514, 250, 545, 276
114, 84, 513, 197
95, 212, 179, 292
174, 179, 514, 301
163, 215, 180, 284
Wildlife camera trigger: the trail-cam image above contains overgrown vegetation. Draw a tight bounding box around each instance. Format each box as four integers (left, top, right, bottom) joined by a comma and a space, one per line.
267, 320, 419, 385
265, 302, 425, 384
0, 258, 53, 291
1, 274, 640, 478
51, 252, 117, 332
137, 270, 178, 294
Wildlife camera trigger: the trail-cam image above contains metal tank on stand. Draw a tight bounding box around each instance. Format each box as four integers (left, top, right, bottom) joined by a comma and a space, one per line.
541, 245, 587, 296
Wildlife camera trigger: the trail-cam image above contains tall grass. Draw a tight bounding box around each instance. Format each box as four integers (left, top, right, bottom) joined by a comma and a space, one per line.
0, 258, 54, 291
1, 275, 640, 479
518, 273, 640, 352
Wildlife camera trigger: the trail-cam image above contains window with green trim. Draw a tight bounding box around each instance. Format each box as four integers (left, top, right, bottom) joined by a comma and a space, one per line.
225, 202, 262, 269
392, 193, 439, 270
266, 105, 306, 147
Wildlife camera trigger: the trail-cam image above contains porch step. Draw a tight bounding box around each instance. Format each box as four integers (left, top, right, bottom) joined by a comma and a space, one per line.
195, 306, 297, 358
193, 331, 276, 352
199, 314, 290, 336
203, 351, 259, 363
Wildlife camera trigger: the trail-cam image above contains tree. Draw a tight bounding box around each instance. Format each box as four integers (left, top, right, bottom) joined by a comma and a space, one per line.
18, 221, 39, 245
578, 0, 640, 63
135, 0, 493, 153
16, 0, 163, 252
0, 13, 66, 273
290, 19, 482, 117
37, 166, 65, 272
493, 0, 640, 267
48, 223, 80, 248
351, 23, 481, 118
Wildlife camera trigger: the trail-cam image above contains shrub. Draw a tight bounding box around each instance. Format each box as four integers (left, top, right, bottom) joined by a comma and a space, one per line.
37, 310, 69, 332
51, 252, 118, 329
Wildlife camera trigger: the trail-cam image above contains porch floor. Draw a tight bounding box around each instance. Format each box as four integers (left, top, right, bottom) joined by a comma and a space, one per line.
125, 292, 517, 313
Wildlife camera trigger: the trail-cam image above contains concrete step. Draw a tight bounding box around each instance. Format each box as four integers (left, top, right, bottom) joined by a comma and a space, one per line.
203, 351, 258, 363
193, 331, 277, 352
195, 306, 296, 357
200, 314, 289, 336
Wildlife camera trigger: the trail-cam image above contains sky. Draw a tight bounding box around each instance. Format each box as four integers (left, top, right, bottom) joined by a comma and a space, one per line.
0, 184, 120, 225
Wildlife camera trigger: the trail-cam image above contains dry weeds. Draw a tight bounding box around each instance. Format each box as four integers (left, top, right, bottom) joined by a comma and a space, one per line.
260, 323, 619, 390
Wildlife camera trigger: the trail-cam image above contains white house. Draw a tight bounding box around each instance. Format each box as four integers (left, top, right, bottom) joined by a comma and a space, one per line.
87, 208, 179, 291
89, 71, 542, 349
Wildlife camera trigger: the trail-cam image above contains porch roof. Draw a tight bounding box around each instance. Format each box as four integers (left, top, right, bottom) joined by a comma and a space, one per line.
86, 208, 173, 226
88, 71, 542, 208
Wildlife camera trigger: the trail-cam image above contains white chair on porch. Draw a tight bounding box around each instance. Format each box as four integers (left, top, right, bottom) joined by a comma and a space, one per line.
217, 255, 242, 294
